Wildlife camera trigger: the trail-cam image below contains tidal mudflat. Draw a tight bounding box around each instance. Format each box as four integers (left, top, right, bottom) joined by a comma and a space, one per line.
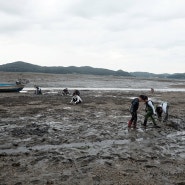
0, 72, 185, 185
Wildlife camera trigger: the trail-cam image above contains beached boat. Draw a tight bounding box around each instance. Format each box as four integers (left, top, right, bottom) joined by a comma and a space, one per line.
0, 82, 24, 92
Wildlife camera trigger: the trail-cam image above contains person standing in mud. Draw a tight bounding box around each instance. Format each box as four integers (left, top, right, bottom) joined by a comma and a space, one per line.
128, 95, 148, 128
156, 102, 169, 122
143, 99, 159, 127
151, 88, 154, 94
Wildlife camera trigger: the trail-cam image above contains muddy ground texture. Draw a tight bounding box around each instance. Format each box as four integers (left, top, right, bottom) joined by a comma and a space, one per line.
0, 73, 185, 185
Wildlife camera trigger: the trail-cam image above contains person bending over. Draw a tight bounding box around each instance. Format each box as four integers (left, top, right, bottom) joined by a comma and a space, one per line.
70, 91, 82, 104
143, 99, 158, 127
156, 102, 169, 122
128, 95, 148, 128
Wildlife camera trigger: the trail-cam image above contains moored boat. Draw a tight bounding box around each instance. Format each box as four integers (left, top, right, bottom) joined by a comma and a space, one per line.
0, 81, 25, 92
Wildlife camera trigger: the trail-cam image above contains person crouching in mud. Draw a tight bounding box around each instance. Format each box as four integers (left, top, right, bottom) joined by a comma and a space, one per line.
70, 90, 82, 104
34, 85, 42, 95
128, 95, 148, 128
143, 99, 159, 127
62, 88, 70, 96
156, 102, 169, 122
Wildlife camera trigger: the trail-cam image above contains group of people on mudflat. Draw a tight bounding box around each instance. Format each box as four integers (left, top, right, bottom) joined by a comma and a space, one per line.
34, 85, 168, 128
128, 95, 169, 129
34, 85, 83, 104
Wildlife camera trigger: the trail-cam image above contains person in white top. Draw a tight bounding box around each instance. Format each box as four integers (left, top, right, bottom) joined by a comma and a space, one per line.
70, 90, 82, 104
143, 99, 158, 127
156, 102, 169, 122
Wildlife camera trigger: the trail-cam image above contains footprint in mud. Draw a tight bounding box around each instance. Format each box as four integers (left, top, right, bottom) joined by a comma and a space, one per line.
92, 175, 101, 185
76, 155, 97, 167
144, 164, 158, 168
60, 174, 70, 181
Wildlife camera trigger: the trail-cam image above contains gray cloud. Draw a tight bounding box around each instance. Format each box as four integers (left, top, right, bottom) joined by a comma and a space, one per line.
0, 0, 29, 15
0, 0, 185, 73
67, 0, 130, 18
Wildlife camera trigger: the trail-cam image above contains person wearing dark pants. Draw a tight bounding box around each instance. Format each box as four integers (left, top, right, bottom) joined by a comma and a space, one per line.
143, 99, 158, 127
128, 95, 148, 128
156, 102, 169, 122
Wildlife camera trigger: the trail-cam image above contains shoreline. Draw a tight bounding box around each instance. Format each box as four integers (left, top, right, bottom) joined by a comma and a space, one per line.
23, 87, 185, 92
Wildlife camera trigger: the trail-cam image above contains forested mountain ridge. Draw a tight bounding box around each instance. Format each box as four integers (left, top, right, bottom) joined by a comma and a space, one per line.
0, 61, 131, 76
0, 61, 185, 79
130, 72, 185, 79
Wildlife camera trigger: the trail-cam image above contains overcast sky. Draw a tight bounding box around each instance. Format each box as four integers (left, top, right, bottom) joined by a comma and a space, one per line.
0, 0, 185, 74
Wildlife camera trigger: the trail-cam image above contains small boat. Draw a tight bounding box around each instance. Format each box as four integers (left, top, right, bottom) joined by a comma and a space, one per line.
0, 81, 25, 92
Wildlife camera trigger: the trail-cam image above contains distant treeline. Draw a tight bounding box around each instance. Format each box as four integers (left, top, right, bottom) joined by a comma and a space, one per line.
0, 61, 131, 76
167, 73, 185, 79
0, 61, 185, 79
130, 72, 185, 79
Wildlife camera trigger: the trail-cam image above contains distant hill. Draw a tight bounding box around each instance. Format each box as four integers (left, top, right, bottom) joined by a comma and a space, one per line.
130, 72, 170, 78
0, 61, 185, 79
167, 73, 185, 79
0, 61, 132, 77
131, 72, 185, 79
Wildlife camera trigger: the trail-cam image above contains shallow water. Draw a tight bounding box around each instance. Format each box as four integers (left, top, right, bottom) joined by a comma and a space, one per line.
24, 87, 185, 92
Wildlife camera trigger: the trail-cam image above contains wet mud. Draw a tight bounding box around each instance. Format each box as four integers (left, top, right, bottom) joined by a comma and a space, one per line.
0, 73, 185, 185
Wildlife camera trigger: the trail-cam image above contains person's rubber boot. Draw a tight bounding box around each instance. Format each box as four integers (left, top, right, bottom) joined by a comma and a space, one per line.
154, 124, 161, 128
128, 120, 132, 128
142, 120, 147, 127
133, 122, 137, 129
